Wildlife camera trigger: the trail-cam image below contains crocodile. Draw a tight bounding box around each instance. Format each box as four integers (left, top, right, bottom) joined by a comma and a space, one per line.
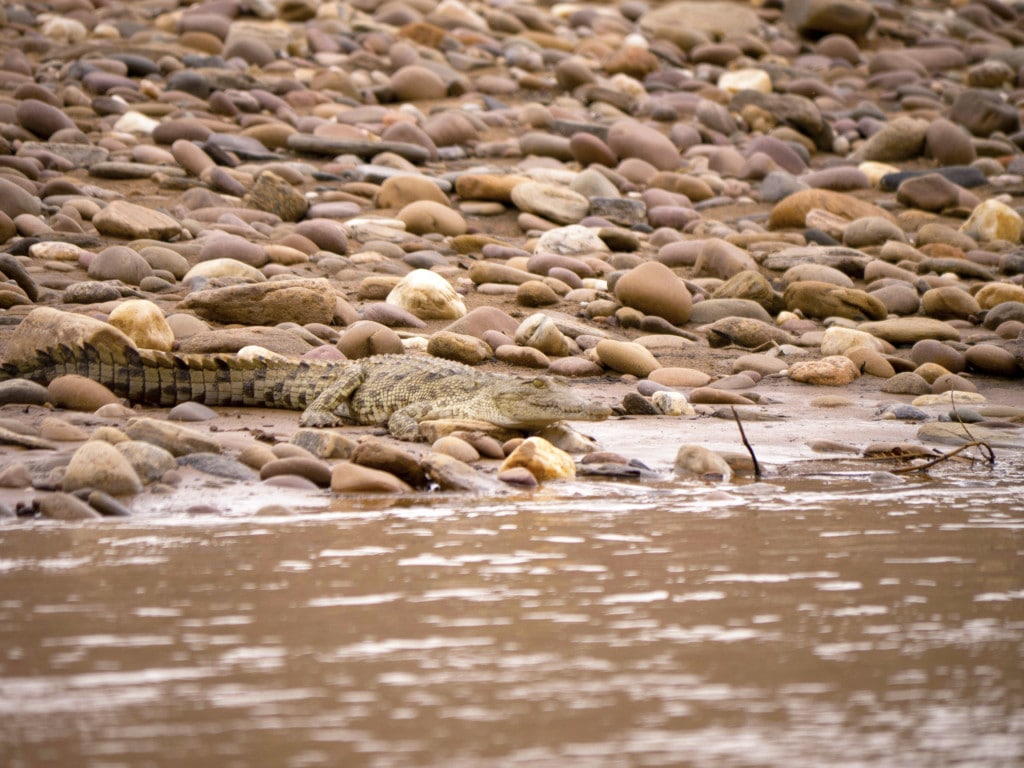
0, 344, 612, 440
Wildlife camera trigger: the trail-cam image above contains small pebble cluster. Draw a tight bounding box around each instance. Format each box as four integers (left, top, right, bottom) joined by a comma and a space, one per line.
1, 0, 1023, 516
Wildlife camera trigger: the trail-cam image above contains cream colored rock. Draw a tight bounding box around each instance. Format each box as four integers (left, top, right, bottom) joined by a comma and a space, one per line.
857, 161, 900, 187
674, 445, 733, 480
107, 300, 174, 352
4, 307, 135, 369
718, 68, 772, 94
820, 326, 884, 356
386, 269, 467, 320
183, 258, 267, 283
499, 436, 576, 482
652, 390, 696, 416
63, 440, 143, 495
534, 224, 610, 256
960, 199, 1023, 243
595, 339, 662, 377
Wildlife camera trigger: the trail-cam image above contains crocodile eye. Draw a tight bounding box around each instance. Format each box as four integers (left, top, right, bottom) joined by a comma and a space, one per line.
531, 378, 546, 389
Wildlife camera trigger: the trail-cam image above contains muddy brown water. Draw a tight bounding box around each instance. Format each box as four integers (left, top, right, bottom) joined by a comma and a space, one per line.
2, 445, 1022, 767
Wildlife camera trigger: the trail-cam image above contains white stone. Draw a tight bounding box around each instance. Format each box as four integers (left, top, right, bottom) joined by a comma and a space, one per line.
534, 224, 610, 257
959, 198, 1023, 243
717, 68, 772, 94
113, 110, 160, 135
820, 326, 884, 356
386, 269, 467, 320
183, 258, 266, 283
107, 299, 174, 352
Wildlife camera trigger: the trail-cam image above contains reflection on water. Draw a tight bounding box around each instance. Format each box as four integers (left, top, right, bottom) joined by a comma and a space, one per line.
1, 461, 1022, 767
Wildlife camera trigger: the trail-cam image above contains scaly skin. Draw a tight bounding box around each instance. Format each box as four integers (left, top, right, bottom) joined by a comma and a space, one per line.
0, 345, 612, 440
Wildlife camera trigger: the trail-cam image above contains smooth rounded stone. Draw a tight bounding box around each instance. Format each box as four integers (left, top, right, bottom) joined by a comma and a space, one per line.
47, 375, 119, 411
63, 440, 143, 496
495, 344, 550, 369
389, 65, 447, 101
851, 117, 927, 163
648, 171, 715, 202
759, 171, 809, 203
84, 246, 151, 286
139, 246, 189, 279
607, 120, 680, 171
468, 261, 532, 286
960, 199, 1022, 243
843, 216, 906, 248
0, 377, 52, 407
376, 175, 448, 209
430, 436, 480, 464
731, 354, 788, 376
965, 344, 1020, 377
917, 421, 1024, 450
674, 445, 732, 481
651, 390, 696, 416
199, 234, 267, 268
781, 263, 854, 288
397, 200, 466, 237
294, 218, 348, 254
895, 173, 970, 213
548, 356, 604, 377
171, 138, 215, 177
427, 331, 492, 365
788, 355, 860, 386
106, 299, 174, 352
569, 132, 618, 167
949, 89, 1020, 137
768, 189, 895, 228
783, 281, 887, 321
386, 269, 466, 320
92, 201, 183, 240
420, 453, 494, 493
510, 182, 590, 225
0, 462, 32, 489
911, 362, 952, 385
688, 299, 772, 325
920, 287, 981, 321
455, 174, 528, 203
931, 373, 977, 394
648, 367, 713, 387
516, 280, 561, 307
116, 440, 178, 484
176, 453, 258, 483
976, 284, 1024, 310
982, 302, 1024, 330
259, 457, 332, 487
38, 416, 89, 442
595, 339, 661, 377
783, 0, 875, 37
330, 461, 412, 493
520, 132, 573, 161
693, 239, 759, 280
820, 326, 884, 356
528, 252, 595, 279
688, 387, 755, 405
880, 371, 932, 395
588, 198, 647, 228
35, 493, 102, 521
845, 347, 895, 378
801, 167, 871, 192
515, 314, 571, 357
858, 317, 961, 344
613, 261, 691, 325
362, 302, 427, 329
245, 171, 307, 222
16, 98, 76, 139
910, 339, 966, 373
924, 118, 976, 166
124, 417, 221, 457
183, 258, 266, 283
499, 436, 575, 482
704, 317, 796, 349
337, 321, 404, 358
708, 373, 758, 391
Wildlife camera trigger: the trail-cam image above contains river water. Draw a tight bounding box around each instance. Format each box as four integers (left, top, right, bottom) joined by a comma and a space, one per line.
2, 452, 1022, 767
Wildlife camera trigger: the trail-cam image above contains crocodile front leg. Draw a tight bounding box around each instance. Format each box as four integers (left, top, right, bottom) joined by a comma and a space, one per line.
386, 402, 437, 441
299, 366, 364, 427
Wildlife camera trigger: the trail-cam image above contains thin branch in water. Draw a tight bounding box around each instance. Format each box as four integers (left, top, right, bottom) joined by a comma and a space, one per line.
889, 441, 994, 474
731, 406, 761, 479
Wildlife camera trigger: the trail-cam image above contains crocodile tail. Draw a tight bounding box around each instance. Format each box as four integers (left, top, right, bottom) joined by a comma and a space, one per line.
0, 342, 333, 411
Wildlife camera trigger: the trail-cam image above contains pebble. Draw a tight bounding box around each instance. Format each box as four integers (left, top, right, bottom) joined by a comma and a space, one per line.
63, 441, 143, 496
499, 437, 575, 482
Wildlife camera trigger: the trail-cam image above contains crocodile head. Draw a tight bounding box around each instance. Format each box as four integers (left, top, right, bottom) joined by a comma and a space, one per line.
485, 375, 612, 429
